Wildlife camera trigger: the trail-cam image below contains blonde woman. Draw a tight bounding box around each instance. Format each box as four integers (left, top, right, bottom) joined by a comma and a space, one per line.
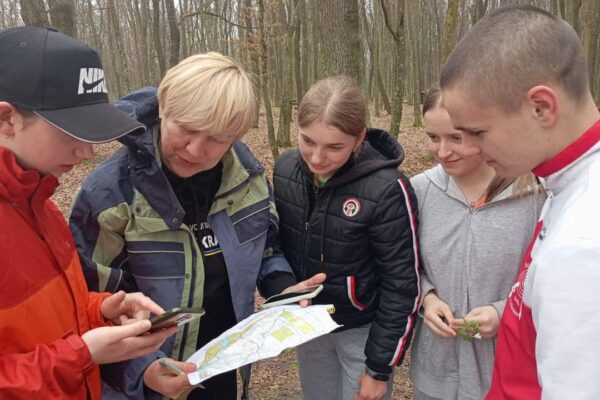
408, 87, 545, 400
273, 76, 420, 400
69, 52, 323, 400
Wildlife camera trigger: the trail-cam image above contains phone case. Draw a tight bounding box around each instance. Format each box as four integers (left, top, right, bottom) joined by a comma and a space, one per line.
149, 307, 205, 331
261, 285, 323, 309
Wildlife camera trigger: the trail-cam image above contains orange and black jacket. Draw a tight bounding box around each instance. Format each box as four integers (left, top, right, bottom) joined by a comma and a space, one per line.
0, 147, 110, 399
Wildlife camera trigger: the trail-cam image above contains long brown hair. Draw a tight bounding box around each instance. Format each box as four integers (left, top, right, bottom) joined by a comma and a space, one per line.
485, 174, 539, 201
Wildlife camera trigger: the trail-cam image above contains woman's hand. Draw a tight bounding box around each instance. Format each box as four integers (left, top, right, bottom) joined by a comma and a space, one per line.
451, 305, 500, 339
422, 291, 456, 338
281, 273, 327, 307
143, 358, 198, 399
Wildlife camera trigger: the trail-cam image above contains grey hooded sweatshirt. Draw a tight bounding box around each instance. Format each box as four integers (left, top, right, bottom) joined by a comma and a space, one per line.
408, 165, 545, 400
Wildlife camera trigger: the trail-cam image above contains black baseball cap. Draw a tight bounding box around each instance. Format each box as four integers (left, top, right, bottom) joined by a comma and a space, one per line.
0, 26, 144, 143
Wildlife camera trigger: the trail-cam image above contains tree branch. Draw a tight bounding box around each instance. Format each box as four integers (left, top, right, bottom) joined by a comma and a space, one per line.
182, 10, 256, 30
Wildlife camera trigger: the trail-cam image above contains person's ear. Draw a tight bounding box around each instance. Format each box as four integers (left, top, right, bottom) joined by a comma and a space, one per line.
355, 128, 367, 150
0, 102, 17, 138
526, 85, 558, 128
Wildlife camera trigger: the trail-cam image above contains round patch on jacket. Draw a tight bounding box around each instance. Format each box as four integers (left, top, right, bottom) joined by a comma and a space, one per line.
342, 197, 361, 217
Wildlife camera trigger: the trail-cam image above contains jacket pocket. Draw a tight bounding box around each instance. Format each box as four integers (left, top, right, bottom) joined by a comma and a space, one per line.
231, 203, 270, 245
347, 275, 366, 311
126, 241, 186, 310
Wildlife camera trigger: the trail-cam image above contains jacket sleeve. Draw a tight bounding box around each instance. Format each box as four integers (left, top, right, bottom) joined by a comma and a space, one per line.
418, 271, 436, 314
87, 291, 113, 329
69, 185, 136, 294
491, 299, 506, 318
0, 334, 94, 397
365, 175, 420, 374
69, 184, 166, 399
257, 179, 296, 298
530, 242, 600, 399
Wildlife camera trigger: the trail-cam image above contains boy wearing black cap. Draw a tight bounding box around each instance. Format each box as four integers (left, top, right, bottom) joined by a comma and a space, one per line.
0, 26, 176, 399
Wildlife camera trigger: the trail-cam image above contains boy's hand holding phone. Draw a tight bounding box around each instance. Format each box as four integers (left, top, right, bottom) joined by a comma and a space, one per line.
149, 307, 205, 332
100, 290, 165, 325
81, 321, 176, 365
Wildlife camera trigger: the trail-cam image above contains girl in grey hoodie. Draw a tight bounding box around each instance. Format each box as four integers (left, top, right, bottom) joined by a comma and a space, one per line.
408, 88, 545, 400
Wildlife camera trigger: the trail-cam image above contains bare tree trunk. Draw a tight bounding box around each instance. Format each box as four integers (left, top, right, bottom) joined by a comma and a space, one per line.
581, 0, 599, 102
165, 0, 180, 67
374, 36, 392, 115
309, 0, 320, 84
294, 0, 304, 105
360, 0, 374, 125
20, 0, 49, 28
276, 0, 295, 147
440, 0, 459, 65
258, 0, 279, 160
300, 0, 309, 90
243, 0, 260, 127
320, 0, 362, 82
47, 0, 76, 37
107, 0, 129, 96
152, 0, 167, 77
408, 0, 422, 127
380, 0, 405, 137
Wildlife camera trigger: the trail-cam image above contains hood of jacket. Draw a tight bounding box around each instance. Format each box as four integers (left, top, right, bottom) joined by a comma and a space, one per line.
299, 128, 405, 188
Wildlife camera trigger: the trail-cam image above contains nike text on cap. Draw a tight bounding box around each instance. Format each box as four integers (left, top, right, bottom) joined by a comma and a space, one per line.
0, 26, 144, 143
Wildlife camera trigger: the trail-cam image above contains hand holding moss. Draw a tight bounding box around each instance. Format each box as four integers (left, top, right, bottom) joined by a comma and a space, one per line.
455, 320, 481, 342
451, 305, 501, 340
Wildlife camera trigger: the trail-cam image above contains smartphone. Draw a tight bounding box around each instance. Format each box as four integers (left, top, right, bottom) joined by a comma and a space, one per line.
261, 284, 323, 309
158, 360, 205, 388
149, 307, 205, 332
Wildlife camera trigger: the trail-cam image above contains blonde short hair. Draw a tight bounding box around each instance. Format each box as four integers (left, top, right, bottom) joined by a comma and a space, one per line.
157, 52, 256, 138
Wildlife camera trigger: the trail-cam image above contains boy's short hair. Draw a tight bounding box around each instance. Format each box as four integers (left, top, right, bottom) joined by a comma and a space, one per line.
157, 52, 256, 138
440, 5, 589, 112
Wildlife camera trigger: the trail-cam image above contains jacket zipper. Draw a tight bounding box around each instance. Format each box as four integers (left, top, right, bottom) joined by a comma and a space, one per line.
301, 185, 321, 280
178, 228, 198, 361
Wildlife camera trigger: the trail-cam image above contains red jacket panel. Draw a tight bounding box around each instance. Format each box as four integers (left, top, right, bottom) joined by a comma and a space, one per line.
0, 147, 110, 399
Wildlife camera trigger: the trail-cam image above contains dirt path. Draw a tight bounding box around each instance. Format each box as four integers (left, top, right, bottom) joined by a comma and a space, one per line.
53, 105, 433, 399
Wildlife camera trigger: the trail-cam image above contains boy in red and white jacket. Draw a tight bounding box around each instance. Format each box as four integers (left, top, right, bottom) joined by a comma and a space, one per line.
439, 5, 600, 400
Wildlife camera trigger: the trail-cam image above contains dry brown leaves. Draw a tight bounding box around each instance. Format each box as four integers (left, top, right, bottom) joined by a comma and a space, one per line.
52, 105, 434, 399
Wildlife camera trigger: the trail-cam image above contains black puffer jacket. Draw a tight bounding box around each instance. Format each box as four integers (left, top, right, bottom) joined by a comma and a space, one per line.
273, 128, 420, 373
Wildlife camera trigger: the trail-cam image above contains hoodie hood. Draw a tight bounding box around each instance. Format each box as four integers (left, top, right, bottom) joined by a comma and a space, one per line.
299, 128, 405, 188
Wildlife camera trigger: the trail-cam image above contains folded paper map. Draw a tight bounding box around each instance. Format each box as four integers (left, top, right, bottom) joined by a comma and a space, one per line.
186, 304, 339, 385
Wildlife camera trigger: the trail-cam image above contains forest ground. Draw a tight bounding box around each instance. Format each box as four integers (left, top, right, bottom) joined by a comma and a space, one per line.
52, 104, 434, 400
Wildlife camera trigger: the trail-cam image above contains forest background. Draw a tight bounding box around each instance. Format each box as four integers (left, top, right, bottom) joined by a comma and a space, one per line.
2, 0, 599, 398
